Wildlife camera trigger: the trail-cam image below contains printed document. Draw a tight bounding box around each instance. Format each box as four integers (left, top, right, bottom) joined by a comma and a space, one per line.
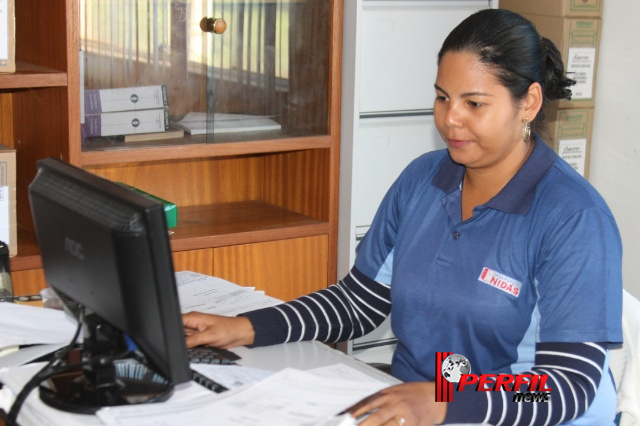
95, 365, 388, 426
177, 270, 283, 316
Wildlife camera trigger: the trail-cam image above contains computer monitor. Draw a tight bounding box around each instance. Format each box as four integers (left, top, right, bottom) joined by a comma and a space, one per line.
28, 157, 191, 414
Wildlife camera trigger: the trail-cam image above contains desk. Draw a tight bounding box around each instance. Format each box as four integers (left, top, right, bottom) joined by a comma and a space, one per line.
234, 341, 397, 384
0, 341, 399, 426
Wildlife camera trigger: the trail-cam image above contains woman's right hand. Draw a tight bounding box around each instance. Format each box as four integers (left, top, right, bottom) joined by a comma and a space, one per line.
182, 312, 255, 349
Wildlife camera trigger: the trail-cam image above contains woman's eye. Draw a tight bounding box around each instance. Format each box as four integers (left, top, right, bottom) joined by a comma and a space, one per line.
468, 101, 483, 108
435, 95, 447, 102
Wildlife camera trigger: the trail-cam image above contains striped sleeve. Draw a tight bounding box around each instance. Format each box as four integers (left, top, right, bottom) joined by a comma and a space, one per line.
443, 342, 608, 425
243, 266, 391, 347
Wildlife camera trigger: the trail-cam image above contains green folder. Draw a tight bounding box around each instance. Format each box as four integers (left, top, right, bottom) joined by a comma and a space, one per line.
118, 183, 177, 228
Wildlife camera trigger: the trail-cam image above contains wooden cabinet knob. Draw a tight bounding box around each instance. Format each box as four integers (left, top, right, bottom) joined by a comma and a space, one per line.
200, 17, 227, 34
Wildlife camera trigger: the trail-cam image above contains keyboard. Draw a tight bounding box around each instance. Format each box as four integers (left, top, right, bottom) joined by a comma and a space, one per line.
191, 369, 229, 393
188, 346, 242, 393
187, 345, 241, 365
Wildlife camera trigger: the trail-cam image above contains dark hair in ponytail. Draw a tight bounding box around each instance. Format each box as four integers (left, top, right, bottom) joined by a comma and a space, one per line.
437, 8, 575, 136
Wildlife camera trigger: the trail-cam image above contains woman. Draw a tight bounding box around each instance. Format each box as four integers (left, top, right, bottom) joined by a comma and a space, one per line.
183, 9, 623, 425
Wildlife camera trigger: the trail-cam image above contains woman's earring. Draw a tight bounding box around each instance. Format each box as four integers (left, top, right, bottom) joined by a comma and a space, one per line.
522, 118, 531, 142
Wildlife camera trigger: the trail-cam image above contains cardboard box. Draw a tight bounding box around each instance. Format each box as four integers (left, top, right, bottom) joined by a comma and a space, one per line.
0, 0, 15, 74
84, 108, 170, 137
84, 85, 169, 114
543, 107, 593, 178
500, 0, 603, 18
525, 14, 601, 109
0, 145, 17, 255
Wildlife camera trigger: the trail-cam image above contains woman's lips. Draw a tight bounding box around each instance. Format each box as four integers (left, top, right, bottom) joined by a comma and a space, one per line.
447, 139, 471, 149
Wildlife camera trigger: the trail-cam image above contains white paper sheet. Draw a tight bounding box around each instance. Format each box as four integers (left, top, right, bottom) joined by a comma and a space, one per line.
566, 47, 596, 100
0, 303, 77, 350
0, 343, 67, 368
173, 112, 281, 135
190, 363, 273, 390
0, 186, 10, 245
559, 138, 588, 177
0, 362, 104, 426
177, 270, 283, 316
96, 364, 388, 426
0, 0, 9, 61
0, 362, 229, 426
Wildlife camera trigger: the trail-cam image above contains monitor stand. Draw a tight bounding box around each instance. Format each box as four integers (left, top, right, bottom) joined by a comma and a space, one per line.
38, 315, 175, 414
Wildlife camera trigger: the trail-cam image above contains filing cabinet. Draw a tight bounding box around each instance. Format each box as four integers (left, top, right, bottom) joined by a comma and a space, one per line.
338, 0, 497, 362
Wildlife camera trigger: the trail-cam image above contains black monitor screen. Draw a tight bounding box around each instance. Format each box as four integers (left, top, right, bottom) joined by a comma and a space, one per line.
28, 157, 191, 413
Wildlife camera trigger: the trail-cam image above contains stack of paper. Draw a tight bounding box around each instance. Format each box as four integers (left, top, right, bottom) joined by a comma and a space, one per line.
177, 270, 283, 316
95, 364, 388, 425
0, 361, 387, 426
0, 303, 77, 351
173, 112, 281, 135
0, 280, 394, 426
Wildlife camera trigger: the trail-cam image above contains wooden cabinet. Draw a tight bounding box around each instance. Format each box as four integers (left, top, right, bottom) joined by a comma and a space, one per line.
0, 0, 342, 302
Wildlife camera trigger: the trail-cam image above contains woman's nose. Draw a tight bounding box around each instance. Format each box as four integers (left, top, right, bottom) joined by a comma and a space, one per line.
443, 103, 463, 128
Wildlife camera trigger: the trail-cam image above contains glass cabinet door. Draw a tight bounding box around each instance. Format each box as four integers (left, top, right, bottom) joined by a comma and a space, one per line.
79, 0, 332, 148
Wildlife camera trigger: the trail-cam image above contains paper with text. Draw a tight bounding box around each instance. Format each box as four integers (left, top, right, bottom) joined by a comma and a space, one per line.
96, 364, 388, 426
190, 363, 273, 390
177, 271, 283, 316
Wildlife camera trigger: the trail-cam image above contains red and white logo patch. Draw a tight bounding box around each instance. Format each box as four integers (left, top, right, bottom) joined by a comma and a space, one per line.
478, 267, 521, 297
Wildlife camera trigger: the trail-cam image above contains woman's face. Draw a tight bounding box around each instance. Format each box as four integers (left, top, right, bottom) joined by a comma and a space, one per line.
434, 51, 529, 172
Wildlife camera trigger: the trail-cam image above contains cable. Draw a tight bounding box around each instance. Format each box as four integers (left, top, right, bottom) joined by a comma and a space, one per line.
5, 308, 85, 426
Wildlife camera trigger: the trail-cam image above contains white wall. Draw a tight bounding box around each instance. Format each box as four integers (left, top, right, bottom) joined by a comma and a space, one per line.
590, 0, 640, 299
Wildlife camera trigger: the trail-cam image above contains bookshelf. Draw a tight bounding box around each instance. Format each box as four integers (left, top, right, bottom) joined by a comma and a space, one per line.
0, 0, 343, 302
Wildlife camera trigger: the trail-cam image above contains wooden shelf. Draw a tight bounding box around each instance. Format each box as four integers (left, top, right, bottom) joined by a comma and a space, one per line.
170, 201, 328, 250
79, 134, 333, 166
10, 200, 328, 272
5, 0, 342, 302
0, 62, 67, 89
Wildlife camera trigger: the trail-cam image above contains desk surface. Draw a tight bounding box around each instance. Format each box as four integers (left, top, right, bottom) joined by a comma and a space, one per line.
1, 341, 399, 426
233, 341, 398, 385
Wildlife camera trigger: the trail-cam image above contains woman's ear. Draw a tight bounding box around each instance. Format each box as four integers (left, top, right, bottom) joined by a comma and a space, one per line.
524, 82, 543, 118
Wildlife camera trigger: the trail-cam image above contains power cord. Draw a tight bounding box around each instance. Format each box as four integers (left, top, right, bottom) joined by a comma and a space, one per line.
5, 308, 85, 426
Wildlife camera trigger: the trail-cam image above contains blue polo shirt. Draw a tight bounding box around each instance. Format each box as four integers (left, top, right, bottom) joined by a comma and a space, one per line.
354, 137, 623, 383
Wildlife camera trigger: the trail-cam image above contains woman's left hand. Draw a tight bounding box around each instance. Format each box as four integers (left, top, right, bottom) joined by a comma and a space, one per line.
347, 382, 447, 426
